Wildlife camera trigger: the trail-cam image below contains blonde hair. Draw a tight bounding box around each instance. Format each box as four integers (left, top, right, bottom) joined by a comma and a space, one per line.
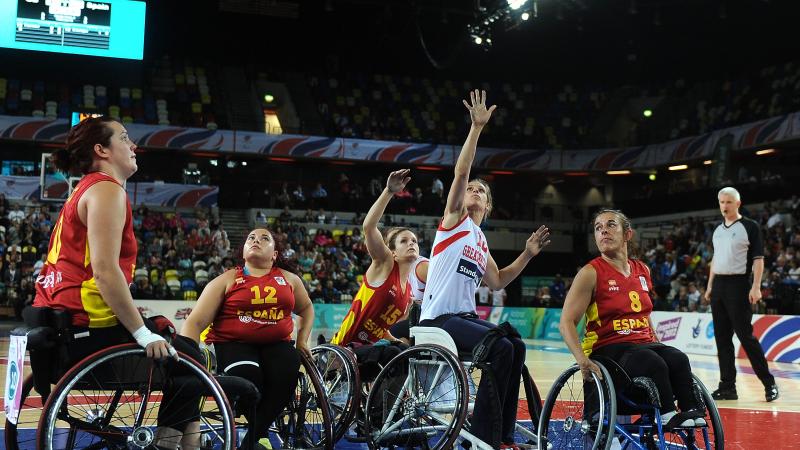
384, 227, 415, 250
469, 178, 493, 218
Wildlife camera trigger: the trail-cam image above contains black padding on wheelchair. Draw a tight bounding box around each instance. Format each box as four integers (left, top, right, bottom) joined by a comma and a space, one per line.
18, 306, 73, 397
590, 356, 663, 415
352, 342, 407, 381
471, 321, 521, 365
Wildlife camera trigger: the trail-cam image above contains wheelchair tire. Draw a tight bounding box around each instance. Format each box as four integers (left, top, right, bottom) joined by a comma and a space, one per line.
37, 343, 235, 450
270, 351, 335, 450
537, 363, 616, 450
656, 373, 724, 450
364, 344, 469, 450
310, 343, 361, 444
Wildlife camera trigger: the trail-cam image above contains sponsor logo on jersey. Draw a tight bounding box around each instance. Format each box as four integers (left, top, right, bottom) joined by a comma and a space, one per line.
235, 277, 245, 285
608, 279, 620, 292
274, 276, 287, 286
457, 258, 484, 286
639, 276, 649, 292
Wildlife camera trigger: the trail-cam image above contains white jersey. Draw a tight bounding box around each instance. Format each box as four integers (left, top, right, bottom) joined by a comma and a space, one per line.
408, 255, 429, 301
420, 215, 489, 321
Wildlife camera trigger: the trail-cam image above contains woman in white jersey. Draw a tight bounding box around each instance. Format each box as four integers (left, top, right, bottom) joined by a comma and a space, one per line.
418, 89, 550, 449
388, 254, 429, 343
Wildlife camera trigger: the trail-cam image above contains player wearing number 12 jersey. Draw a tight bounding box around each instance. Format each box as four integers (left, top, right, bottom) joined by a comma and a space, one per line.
179, 227, 315, 447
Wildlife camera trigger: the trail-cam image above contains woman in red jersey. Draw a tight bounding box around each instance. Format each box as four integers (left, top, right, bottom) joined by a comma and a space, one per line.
559, 209, 705, 428
180, 227, 314, 448
33, 116, 175, 362
330, 170, 420, 371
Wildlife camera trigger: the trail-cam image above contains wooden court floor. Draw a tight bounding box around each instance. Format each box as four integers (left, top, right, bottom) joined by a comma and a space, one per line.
1, 338, 798, 449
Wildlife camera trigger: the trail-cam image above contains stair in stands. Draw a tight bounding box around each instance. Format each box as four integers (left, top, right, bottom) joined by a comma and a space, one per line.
220, 66, 263, 132
220, 209, 250, 256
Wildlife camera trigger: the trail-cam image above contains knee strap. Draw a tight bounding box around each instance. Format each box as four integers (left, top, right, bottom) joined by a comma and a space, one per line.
471, 321, 521, 365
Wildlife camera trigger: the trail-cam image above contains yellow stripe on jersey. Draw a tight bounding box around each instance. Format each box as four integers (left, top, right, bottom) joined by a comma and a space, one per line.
331, 283, 377, 345
47, 216, 64, 264
200, 324, 212, 344
80, 277, 118, 328
84, 239, 91, 267
585, 300, 601, 327
330, 310, 357, 345
582, 330, 598, 356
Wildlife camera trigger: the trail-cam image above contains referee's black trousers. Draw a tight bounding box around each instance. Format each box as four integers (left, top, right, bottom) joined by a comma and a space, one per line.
711, 275, 774, 389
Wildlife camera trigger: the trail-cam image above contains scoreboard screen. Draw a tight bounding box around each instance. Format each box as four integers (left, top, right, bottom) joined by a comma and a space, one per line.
0, 0, 146, 60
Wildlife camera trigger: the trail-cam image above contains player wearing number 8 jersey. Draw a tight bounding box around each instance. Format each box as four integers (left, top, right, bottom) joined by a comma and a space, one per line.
560, 209, 705, 429
331, 170, 416, 349
179, 227, 315, 448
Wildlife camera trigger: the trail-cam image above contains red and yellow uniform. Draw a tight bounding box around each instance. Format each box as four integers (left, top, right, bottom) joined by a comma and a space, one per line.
205, 266, 295, 344
331, 262, 411, 346
582, 257, 656, 356
33, 172, 136, 328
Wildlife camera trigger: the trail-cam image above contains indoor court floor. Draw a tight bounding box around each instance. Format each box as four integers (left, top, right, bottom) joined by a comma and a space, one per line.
1, 337, 797, 449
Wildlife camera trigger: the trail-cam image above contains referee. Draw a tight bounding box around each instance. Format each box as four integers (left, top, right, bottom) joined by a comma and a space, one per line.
705, 187, 778, 402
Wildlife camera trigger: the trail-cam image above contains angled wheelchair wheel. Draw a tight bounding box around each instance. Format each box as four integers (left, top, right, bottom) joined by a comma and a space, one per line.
364, 344, 469, 450
37, 343, 235, 450
270, 352, 334, 450
655, 373, 724, 450
5, 373, 45, 450
537, 363, 616, 450
311, 344, 361, 443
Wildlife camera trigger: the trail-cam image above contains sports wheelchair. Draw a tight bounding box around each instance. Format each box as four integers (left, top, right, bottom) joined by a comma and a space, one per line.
537, 357, 724, 450
312, 325, 543, 449
4, 307, 236, 450
4, 306, 334, 450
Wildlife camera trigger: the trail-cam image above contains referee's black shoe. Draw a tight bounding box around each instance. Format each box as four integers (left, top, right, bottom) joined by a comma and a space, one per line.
765, 383, 780, 402
711, 387, 738, 400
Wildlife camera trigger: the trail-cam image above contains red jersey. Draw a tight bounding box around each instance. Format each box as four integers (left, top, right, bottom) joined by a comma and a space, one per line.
331, 262, 411, 346
34, 172, 136, 328
205, 266, 295, 344
582, 257, 656, 356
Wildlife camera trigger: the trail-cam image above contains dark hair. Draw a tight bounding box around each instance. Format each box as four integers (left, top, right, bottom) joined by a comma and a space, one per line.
239, 228, 298, 274
591, 208, 640, 259
51, 116, 117, 176
384, 227, 415, 251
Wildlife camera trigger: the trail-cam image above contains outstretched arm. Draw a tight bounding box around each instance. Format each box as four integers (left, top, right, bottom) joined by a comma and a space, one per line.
363, 169, 412, 266
442, 89, 497, 229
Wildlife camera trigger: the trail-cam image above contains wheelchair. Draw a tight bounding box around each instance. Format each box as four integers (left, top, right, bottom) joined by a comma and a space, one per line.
4, 307, 236, 450
204, 342, 335, 450
537, 357, 724, 450
312, 325, 543, 449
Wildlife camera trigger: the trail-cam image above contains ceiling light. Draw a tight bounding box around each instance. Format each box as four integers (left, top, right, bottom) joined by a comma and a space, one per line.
668, 164, 688, 171
508, 0, 527, 10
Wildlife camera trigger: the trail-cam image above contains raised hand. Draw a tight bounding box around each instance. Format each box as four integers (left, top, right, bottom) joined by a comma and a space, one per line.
386, 169, 412, 194
462, 89, 497, 127
525, 225, 551, 258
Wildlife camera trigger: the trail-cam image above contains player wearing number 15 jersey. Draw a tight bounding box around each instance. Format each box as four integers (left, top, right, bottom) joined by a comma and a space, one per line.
331, 169, 417, 346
